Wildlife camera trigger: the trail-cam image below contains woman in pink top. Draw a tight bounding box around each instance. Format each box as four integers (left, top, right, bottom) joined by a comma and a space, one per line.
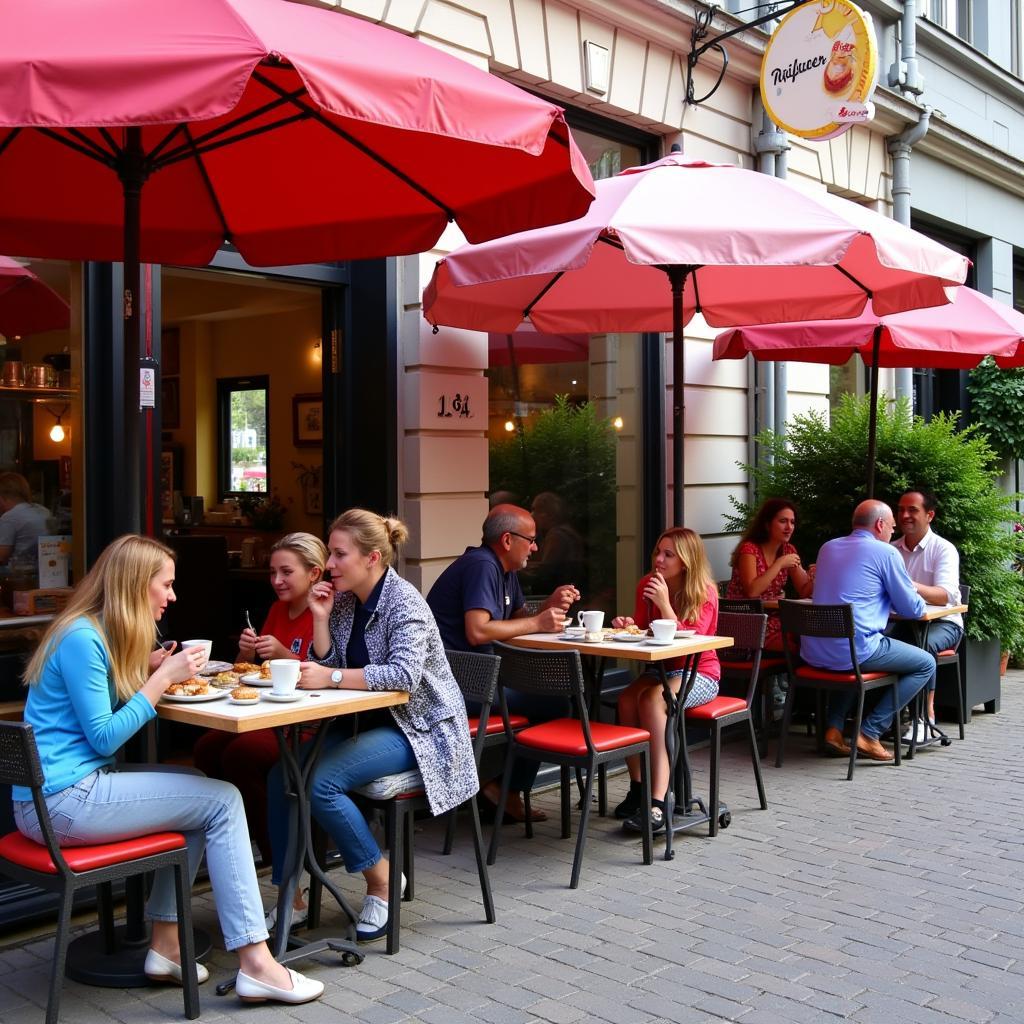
726, 498, 813, 649
611, 527, 719, 833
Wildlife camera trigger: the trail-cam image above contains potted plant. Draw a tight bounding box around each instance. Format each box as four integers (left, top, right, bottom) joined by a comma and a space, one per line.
236, 490, 288, 531
726, 394, 1024, 711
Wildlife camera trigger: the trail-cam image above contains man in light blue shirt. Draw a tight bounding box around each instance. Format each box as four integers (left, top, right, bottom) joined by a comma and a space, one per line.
803, 500, 934, 762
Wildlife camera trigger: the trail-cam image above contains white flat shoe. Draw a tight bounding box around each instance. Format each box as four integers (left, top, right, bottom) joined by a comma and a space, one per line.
357, 872, 406, 942
144, 948, 209, 985
235, 967, 324, 1004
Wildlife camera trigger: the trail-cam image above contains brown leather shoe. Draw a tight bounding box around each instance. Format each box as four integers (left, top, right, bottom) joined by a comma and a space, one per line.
823, 727, 851, 756
855, 734, 894, 762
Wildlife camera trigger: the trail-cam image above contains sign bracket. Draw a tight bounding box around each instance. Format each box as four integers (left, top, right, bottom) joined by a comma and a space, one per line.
686, 0, 813, 106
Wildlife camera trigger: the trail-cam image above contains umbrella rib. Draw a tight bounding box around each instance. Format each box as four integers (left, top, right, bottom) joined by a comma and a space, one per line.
0, 129, 19, 160
523, 272, 565, 319
147, 123, 191, 165
38, 127, 118, 168
251, 69, 457, 223
834, 262, 872, 298
178, 125, 233, 244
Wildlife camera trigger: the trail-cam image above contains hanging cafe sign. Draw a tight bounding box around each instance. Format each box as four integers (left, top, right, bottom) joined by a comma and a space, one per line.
760, 0, 879, 142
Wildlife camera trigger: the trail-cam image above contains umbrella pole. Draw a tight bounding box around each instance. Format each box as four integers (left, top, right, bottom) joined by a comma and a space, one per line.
866, 325, 882, 499
667, 266, 688, 525
120, 127, 144, 538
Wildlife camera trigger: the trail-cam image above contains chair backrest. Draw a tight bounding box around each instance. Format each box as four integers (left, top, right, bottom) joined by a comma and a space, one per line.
0, 722, 71, 875
959, 584, 970, 610
445, 649, 501, 764
492, 642, 594, 748
716, 611, 768, 706
778, 600, 861, 677
719, 597, 765, 615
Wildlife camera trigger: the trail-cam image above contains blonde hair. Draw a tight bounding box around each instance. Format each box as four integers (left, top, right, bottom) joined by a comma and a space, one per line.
24, 534, 175, 703
651, 527, 714, 623
272, 532, 328, 576
0, 472, 32, 503
328, 509, 408, 569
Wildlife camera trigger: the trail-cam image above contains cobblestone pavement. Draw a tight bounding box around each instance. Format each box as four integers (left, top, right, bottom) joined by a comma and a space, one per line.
1, 673, 1022, 1024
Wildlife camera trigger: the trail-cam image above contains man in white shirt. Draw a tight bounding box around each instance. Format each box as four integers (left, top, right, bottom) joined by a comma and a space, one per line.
891, 489, 963, 737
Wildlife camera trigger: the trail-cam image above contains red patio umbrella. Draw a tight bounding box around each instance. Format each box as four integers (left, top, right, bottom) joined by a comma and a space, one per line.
0, 257, 70, 336
424, 152, 970, 522
714, 286, 1024, 496
0, 0, 595, 536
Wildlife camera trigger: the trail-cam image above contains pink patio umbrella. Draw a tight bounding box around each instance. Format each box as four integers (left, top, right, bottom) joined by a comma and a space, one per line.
0, 0, 595, 537
0, 257, 70, 336
714, 286, 1024, 496
424, 151, 970, 522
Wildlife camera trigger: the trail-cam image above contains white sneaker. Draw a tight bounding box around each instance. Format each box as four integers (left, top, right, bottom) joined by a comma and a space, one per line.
265, 889, 308, 931
901, 721, 933, 744
356, 873, 406, 942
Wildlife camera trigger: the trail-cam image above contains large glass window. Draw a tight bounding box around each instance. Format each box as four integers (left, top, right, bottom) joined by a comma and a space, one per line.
218, 375, 269, 496
486, 117, 655, 617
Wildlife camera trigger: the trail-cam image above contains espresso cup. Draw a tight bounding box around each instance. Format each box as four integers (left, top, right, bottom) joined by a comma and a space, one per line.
650, 619, 677, 643
577, 610, 605, 634
269, 659, 300, 695
181, 639, 212, 666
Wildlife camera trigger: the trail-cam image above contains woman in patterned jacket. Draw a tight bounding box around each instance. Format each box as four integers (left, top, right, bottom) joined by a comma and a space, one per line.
266, 509, 477, 942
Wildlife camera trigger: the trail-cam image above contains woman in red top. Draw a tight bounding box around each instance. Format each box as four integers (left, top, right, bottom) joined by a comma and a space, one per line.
612, 527, 720, 833
726, 498, 813, 649
193, 532, 326, 923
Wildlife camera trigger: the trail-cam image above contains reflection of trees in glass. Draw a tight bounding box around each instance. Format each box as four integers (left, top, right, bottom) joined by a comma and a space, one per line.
229, 388, 267, 492
489, 396, 616, 611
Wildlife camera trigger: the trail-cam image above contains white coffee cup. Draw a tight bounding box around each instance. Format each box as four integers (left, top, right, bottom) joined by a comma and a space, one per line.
577, 610, 605, 634
181, 639, 212, 666
650, 619, 677, 643
269, 659, 300, 695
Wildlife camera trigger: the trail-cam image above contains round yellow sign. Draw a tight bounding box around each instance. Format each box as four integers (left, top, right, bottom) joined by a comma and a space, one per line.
760, 0, 878, 141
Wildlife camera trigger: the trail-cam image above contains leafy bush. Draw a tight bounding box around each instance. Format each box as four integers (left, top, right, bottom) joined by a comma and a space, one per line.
724, 394, 1024, 650
489, 395, 615, 605
967, 358, 1024, 461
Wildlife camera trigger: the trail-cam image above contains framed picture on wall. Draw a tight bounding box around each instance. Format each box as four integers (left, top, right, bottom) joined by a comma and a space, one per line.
293, 393, 323, 447
160, 444, 183, 522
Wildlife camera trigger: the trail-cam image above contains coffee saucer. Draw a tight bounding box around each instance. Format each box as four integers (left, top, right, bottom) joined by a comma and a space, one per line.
264, 691, 305, 703
644, 638, 675, 646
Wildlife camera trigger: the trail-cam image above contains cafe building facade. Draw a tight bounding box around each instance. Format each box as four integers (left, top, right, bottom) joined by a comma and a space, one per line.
0, 0, 1022, 926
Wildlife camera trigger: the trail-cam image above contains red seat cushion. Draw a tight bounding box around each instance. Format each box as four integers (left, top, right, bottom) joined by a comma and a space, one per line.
935, 649, 957, 659
685, 696, 748, 720
516, 718, 649, 756
795, 665, 892, 683
720, 657, 787, 672
468, 714, 529, 737
0, 830, 185, 875
394, 789, 426, 801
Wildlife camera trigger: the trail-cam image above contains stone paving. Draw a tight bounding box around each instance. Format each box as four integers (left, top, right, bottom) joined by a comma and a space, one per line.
1, 672, 1023, 1024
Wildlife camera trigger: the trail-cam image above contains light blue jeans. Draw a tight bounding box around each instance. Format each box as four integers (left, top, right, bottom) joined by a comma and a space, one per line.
825, 636, 935, 740
14, 765, 269, 951
887, 619, 962, 692
267, 721, 416, 880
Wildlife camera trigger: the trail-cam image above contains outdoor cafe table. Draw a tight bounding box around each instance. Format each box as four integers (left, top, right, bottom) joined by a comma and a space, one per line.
506, 632, 733, 860
157, 686, 409, 991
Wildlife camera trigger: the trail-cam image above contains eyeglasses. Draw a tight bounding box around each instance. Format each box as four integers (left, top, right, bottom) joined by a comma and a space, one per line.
507, 530, 537, 545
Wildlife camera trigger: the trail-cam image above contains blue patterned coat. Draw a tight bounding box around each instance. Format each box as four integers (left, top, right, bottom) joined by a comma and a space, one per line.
310, 567, 478, 816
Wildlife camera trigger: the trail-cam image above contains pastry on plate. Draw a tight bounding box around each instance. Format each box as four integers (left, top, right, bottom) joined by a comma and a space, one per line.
211, 670, 240, 688
259, 662, 272, 680
231, 685, 260, 701
166, 678, 209, 696
233, 661, 260, 675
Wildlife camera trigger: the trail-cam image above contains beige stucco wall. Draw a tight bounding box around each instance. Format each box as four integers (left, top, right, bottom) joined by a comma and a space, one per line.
314, 0, 894, 587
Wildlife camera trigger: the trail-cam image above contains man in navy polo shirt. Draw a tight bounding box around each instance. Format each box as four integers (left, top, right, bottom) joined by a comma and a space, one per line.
427, 504, 580, 822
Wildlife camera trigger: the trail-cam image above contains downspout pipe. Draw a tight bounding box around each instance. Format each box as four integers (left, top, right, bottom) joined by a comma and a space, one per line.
887, 104, 932, 402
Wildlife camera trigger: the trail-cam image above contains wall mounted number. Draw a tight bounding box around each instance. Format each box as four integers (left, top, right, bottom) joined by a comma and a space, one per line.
438, 393, 473, 418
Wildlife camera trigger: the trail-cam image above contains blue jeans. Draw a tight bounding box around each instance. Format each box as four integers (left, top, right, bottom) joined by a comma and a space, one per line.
14, 765, 268, 951
826, 636, 935, 740
887, 620, 962, 691
267, 721, 415, 880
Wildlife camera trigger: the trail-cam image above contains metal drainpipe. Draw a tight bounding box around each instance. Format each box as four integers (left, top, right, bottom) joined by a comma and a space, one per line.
887, 0, 928, 402
771, 123, 790, 440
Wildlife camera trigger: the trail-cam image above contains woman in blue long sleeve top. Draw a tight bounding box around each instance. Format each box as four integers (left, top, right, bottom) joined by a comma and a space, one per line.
15, 535, 323, 1005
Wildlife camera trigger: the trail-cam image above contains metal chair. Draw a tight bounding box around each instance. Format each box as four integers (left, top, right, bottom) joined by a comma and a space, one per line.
0, 723, 199, 1024
487, 643, 653, 889
776, 601, 902, 780
684, 612, 769, 836
718, 597, 765, 615
934, 584, 969, 739
309, 650, 498, 955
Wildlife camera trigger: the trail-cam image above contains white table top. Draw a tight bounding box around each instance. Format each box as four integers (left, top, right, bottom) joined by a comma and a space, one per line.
507, 631, 733, 662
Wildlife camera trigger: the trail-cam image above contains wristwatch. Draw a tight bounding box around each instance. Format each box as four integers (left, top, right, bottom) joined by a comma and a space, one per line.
330, 669, 344, 688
